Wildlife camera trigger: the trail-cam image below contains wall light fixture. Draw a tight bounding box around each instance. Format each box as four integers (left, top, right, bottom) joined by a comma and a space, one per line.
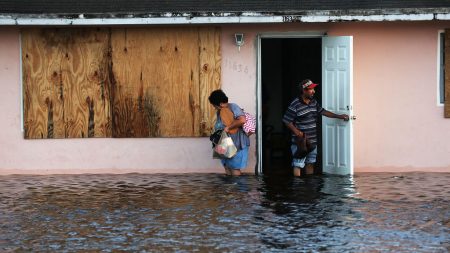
234, 33, 244, 52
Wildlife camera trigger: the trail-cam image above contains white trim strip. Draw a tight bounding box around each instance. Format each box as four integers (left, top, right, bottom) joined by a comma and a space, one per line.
300, 14, 435, 22
19, 32, 24, 133
437, 30, 445, 106
436, 13, 450, 20
259, 31, 326, 38
256, 34, 262, 175
0, 13, 448, 25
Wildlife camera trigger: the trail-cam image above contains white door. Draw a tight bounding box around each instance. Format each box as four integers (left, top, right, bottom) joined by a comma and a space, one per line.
321, 36, 353, 175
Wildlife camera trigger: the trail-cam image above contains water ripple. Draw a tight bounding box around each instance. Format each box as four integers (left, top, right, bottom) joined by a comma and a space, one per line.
0, 173, 449, 252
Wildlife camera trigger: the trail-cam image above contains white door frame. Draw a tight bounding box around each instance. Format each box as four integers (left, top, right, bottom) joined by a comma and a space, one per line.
255, 32, 353, 175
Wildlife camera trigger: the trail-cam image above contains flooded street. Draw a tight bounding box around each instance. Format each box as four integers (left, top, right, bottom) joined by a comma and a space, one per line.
0, 173, 449, 252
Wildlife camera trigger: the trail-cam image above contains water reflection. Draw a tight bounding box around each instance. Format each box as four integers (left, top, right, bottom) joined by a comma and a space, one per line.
256, 175, 360, 251
0, 173, 448, 252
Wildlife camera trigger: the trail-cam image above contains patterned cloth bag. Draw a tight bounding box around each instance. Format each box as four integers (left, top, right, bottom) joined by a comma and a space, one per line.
243, 111, 256, 136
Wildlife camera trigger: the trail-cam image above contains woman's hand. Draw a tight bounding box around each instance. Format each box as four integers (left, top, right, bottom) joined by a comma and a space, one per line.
224, 116, 245, 133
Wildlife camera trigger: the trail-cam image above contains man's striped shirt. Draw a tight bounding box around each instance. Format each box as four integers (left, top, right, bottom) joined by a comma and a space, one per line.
282, 97, 324, 146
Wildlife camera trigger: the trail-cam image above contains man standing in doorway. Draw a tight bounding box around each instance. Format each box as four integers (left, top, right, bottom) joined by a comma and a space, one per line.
283, 79, 349, 177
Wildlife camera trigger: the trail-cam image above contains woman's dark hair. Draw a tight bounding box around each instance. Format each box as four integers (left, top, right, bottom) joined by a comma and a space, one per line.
208, 89, 228, 106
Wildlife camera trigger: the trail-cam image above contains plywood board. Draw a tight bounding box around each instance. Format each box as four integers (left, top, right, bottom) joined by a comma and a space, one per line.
23, 27, 220, 138
22, 28, 112, 138
199, 27, 222, 136
22, 29, 65, 139
62, 29, 111, 138
111, 27, 220, 137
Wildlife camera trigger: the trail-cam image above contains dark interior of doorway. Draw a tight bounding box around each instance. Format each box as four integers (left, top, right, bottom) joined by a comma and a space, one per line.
261, 38, 322, 176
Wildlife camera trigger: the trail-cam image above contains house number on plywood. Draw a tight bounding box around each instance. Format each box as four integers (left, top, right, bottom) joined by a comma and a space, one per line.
22, 27, 221, 138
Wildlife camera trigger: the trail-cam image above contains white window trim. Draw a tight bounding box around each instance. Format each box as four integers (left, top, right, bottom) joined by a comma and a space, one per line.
437, 29, 445, 107
19, 32, 24, 132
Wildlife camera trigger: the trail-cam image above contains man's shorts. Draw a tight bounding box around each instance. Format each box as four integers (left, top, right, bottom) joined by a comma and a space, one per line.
290, 145, 317, 168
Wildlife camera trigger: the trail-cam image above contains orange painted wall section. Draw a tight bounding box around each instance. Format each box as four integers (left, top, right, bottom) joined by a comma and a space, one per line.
1, 21, 450, 174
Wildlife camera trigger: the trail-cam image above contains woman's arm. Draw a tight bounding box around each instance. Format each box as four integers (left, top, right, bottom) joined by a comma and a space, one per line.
224, 115, 246, 133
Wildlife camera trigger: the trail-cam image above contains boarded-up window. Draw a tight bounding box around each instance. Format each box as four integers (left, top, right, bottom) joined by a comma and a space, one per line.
22, 27, 221, 138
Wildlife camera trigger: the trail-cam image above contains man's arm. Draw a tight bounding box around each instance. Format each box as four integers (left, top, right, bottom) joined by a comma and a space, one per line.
321, 110, 350, 121
285, 122, 304, 138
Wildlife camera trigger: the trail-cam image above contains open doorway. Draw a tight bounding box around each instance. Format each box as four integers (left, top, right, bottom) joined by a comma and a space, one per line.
261, 38, 322, 176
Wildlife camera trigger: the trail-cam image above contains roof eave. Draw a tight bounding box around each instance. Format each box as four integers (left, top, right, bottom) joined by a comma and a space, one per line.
1, 8, 449, 25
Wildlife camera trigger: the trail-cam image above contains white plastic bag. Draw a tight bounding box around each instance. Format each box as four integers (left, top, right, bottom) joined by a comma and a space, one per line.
214, 131, 237, 158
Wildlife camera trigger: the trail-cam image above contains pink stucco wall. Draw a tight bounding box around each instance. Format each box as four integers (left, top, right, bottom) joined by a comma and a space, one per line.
1, 21, 449, 174
222, 21, 450, 173
339, 22, 450, 172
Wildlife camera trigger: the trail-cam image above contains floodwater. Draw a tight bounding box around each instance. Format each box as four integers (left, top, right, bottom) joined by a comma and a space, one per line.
0, 173, 449, 252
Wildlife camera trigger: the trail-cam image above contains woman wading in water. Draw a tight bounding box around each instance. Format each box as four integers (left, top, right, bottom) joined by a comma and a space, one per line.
209, 90, 250, 176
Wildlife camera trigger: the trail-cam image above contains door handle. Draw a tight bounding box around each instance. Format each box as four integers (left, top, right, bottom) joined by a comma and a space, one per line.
351, 116, 357, 120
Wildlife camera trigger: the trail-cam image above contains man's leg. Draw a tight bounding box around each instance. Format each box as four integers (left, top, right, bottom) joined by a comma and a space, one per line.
291, 144, 306, 177
293, 167, 302, 177
305, 163, 315, 175
304, 147, 318, 175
